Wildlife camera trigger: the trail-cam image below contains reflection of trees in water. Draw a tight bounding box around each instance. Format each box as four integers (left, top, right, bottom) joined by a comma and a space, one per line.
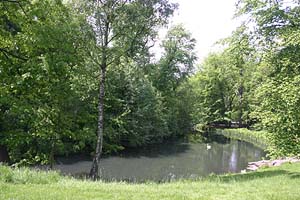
229, 143, 238, 171
205, 143, 224, 174
119, 142, 191, 158
221, 143, 232, 172
227, 140, 266, 173
202, 132, 231, 144
229, 142, 241, 172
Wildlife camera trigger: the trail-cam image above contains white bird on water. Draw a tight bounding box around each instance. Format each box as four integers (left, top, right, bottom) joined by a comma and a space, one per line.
206, 144, 211, 150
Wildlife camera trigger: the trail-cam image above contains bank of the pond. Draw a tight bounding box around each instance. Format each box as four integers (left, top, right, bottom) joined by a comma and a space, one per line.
217, 128, 268, 149
1, 163, 300, 200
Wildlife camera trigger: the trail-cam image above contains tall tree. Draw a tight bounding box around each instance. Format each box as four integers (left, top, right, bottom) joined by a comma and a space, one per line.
189, 53, 237, 128
156, 24, 197, 93
236, 0, 300, 156
222, 25, 255, 126
0, 0, 85, 165
80, 0, 176, 180
188, 30, 256, 130
153, 24, 197, 135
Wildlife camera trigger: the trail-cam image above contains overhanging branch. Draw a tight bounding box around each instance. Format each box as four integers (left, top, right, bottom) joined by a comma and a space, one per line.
0, 48, 28, 61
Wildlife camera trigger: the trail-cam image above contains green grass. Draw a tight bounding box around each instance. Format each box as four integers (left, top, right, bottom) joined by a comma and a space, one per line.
1, 163, 300, 200
0, 165, 60, 184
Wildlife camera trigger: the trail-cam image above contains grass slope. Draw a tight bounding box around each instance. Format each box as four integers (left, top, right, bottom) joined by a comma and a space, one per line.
1, 163, 300, 200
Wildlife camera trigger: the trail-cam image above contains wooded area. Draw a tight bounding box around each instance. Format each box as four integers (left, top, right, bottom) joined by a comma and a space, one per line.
1, 0, 300, 179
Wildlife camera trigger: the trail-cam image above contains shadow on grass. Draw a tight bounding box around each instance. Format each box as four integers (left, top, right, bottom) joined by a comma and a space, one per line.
208, 170, 296, 182
288, 172, 300, 179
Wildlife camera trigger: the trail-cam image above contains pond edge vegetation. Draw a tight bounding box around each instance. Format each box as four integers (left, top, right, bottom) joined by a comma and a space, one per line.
216, 128, 269, 150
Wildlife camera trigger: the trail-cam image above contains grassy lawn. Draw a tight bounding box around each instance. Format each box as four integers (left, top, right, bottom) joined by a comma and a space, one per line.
1, 163, 300, 200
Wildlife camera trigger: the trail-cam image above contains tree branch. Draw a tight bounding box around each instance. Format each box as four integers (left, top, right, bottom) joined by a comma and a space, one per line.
0, 48, 28, 61
1, 0, 21, 3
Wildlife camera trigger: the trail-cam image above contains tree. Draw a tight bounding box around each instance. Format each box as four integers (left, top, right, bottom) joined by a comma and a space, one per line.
189, 53, 235, 128
253, 76, 300, 156
156, 24, 197, 93
0, 0, 85, 165
153, 24, 197, 135
108, 63, 169, 147
222, 25, 255, 126
79, 0, 176, 180
236, 0, 300, 156
188, 28, 257, 130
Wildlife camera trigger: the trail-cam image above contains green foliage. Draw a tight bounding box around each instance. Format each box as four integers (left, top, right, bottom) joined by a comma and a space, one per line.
104, 63, 169, 149
0, 0, 92, 164
4, 0, 300, 166
234, 0, 300, 157
189, 44, 256, 129
0, 0, 188, 165
189, 53, 231, 125
253, 76, 300, 157
156, 24, 197, 93
188, 0, 300, 157
152, 24, 197, 136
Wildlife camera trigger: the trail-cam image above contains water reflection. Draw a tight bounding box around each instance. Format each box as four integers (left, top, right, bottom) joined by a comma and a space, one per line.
54, 134, 265, 182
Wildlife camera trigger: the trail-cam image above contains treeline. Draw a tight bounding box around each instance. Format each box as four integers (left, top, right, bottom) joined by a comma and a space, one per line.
0, 0, 197, 165
1, 0, 300, 166
187, 0, 300, 157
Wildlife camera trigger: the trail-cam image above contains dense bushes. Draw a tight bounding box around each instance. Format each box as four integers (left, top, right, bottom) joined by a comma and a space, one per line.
253, 76, 300, 157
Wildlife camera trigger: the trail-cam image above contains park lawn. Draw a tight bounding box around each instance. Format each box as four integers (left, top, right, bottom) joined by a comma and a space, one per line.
1, 163, 300, 200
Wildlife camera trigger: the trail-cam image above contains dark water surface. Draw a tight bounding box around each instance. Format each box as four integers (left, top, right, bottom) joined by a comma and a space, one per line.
54, 134, 265, 182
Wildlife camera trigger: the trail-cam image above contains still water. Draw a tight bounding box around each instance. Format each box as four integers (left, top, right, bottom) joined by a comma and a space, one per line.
54, 134, 265, 182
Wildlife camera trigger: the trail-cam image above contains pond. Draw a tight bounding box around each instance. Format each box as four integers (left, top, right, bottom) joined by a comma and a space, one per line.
54, 133, 265, 182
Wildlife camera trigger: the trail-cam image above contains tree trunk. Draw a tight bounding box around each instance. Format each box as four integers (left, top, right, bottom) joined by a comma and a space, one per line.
90, 67, 106, 180
238, 68, 244, 127
49, 140, 55, 169
0, 145, 9, 163
89, 16, 109, 180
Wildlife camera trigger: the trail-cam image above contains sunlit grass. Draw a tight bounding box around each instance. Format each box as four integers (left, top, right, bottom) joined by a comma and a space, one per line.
1, 163, 300, 200
0, 165, 60, 184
